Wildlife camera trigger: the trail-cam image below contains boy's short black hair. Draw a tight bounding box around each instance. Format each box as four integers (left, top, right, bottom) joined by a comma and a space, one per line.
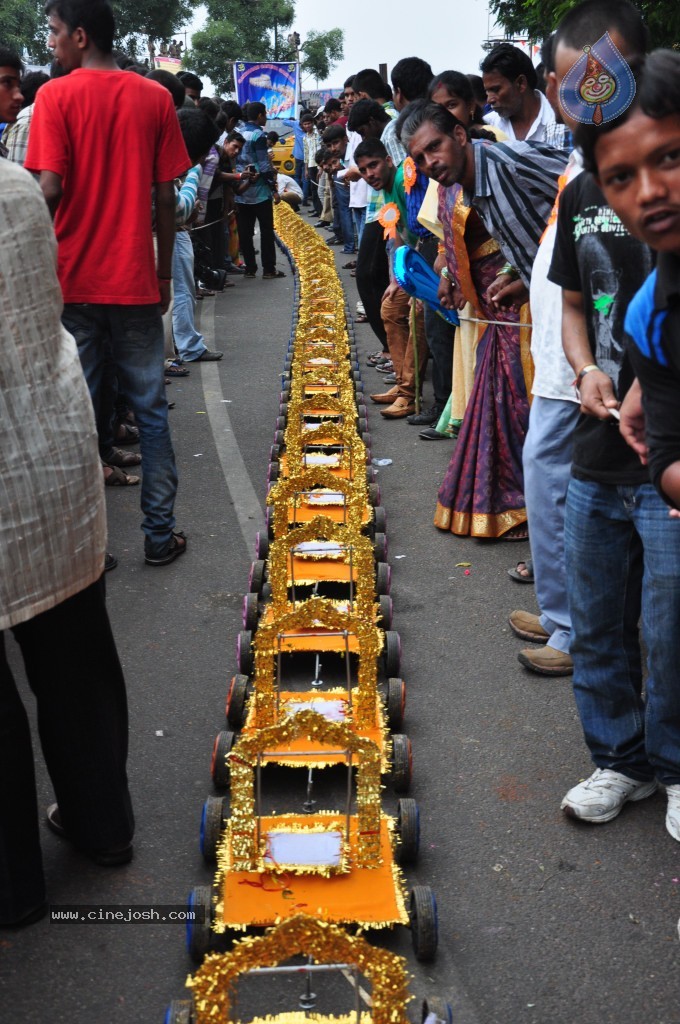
198, 96, 219, 120
354, 137, 388, 162
177, 70, 203, 93
220, 99, 242, 122
391, 56, 434, 102
226, 129, 245, 145
347, 98, 390, 133
343, 74, 355, 89
575, 50, 680, 174
267, 130, 279, 144
480, 41, 537, 90
396, 98, 467, 148
315, 145, 329, 164
177, 106, 220, 164
20, 70, 48, 106
322, 123, 347, 144
352, 68, 393, 101
324, 97, 342, 113
146, 70, 186, 109
300, 110, 314, 124
244, 100, 266, 121
554, 0, 647, 56
0, 47, 23, 73
44, 0, 115, 53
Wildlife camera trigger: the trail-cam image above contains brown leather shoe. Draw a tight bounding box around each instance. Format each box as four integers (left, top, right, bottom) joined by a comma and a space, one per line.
508, 610, 550, 643
369, 386, 399, 404
518, 646, 573, 676
381, 397, 415, 418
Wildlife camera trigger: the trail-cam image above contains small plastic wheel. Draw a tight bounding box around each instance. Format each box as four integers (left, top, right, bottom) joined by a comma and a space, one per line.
226, 673, 249, 728
356, 402, 367, 420
249, 559, 266, 595
355, 380, 364, 393
279, 400, 288, 417
237, 629, 254, 675
421, 998, 453, 1024
255, 531, 270, 561
242, 592, 259, 632
164, 999, 195, 1024
281, 381, 291, 397
210, 730, 235, 788
386, 676, 405, 730
270, 443, 280, 462
378, 594, 393, 629
186, 886, 214, 963
394, 796, 419, 862
366, 465, 375, 484
373, 532, 388, 564
267, 461, 279, 484
276, 416, 286, 432
376, 561, 391, 596
373, 505, 387, 534
200, 795, 226, 863
383, 630, 401, 677
409, 885, 438, 962
274, 429, 285, 446
261, 581, 272, 603
357, 416, 368, 434
391, 735, 413, 795
368, 482, 381, 507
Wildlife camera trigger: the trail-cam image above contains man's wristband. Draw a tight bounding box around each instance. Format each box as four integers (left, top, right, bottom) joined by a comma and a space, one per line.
440, 266, 451, 280
573, 363, 599, 388
500, 263, 518, 279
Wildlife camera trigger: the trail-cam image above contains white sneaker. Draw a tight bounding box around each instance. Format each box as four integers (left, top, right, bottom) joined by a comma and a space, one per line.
561, 768, 657, 823
666, 785, 680, 841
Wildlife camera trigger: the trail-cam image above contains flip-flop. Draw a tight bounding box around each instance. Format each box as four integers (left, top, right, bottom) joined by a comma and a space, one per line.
104, 447, 142, 468
103, 465, 140, 487
508, 559, 534, 583
114, 422, 140, 445
165, 362, 190, 377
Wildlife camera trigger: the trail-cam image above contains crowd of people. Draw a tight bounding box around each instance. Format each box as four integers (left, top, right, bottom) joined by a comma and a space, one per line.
2, 0, 680, 934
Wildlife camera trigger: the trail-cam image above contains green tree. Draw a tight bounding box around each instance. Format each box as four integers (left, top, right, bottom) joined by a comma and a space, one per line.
0, 0, 50, 63
188, 0, 344, 95
489, 0, 680, 50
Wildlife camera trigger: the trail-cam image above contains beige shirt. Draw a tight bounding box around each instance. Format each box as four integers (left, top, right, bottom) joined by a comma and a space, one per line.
0, 160, 106, 630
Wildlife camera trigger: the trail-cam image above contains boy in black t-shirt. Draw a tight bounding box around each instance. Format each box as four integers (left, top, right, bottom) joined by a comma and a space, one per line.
549, 48, 680, 843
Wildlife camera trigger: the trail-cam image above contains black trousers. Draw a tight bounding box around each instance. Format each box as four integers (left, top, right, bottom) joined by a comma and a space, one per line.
355, 220, 389, 350
0, 578, 133, 921
420, 236, 455, 408
235, 199, 276, 275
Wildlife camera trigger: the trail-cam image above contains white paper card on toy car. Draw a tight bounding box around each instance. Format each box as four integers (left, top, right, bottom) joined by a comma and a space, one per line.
302, 422, 322, 432
264, 830, 343, 868
307, 357, 334, 366
306, 490, 344, 505
284, 698, 347, 721
304, 453, 340, 467
294, 540, 344, 558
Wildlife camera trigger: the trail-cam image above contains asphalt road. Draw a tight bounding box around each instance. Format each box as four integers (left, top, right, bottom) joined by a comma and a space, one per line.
2, 210, 679, 1024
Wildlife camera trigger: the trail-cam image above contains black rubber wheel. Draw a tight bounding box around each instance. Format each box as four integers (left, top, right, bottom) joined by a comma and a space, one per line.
391, 735, 413, 795
249, 559, 266, 595
368, 482, 381, 507
421, 998, 453, 1024
357, 416, 368, 434
276, 416, 286, 432
366, 465, 375, 484
270, 443, 280, 462
281, 381, 291, 397
409, 885, 438, 962
383, 630, 401, 677
356, 402, 367, 420
226, 673, 249, 728
394, 796, 419, 863
373, 532, 387, 564
243, 592, 259, 633
376, 561, 391, 596
378, 594, 393, 629
373, 505, 387, 534
261, 581, 272, 603
200, 795, 226, 863
211, 730, 235, 789
279, 400, 288, 417
186, 886, 213, 963
268, 461, 279, 484
164, 999, 195, 1024
237, 629, 254, 675
386, 676, 405, 730
255, 532, 270, 561
274, 429, 285, 446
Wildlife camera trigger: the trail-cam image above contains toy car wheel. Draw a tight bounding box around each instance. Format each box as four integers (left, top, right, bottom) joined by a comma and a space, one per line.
199, 795, 226, 863
366, 465, 375, 484
164, 999, 195, 1024
237, 629, 254, 675
421, 998, 453, 1024
249, 559, 266, 595
383, 630, 401, 677
378, 594, 393, 629
391, 735, 413, 794
368, 482, 381, 507
279, 400, 288, 417
357, 416, 368, 434
256, 531, 270, 561
276, 416, 286, 432
261, 581, 272, 602
376, 561, 391, 596
394, 796, 419, 863
386, 676, 405, 730
373, 505, 387, 534
226, 673, 249, 728
243, 592, 259, 633
281, 381, 291, 397
267, 461, 279, 484
373, 532, 388, 564
270, 443, 280, 462
274, 429, 285, 446
266, 506, 274, 541
210, 730, 235, 789
356, 402, 367, 420
186, 886, 214, 964
409, 885, 438, 962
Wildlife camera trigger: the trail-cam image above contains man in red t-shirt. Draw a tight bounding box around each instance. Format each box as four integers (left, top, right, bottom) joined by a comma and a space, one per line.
25, 0, 191, 566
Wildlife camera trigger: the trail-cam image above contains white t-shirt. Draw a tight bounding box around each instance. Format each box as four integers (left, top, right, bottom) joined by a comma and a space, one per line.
484, 90, 555, 143
277, 172, 303, 198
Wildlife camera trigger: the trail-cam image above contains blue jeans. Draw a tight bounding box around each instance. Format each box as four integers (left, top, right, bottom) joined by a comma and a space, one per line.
565, 478, 680, 784
352, 206, 366, 248
63, 303, 178, 557
172, 230, 207, 361
523, 397, 580, 653
333, 178, 355, 253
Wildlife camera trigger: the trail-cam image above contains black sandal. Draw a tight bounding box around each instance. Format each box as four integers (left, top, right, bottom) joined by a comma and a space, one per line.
144, 531, 187, 566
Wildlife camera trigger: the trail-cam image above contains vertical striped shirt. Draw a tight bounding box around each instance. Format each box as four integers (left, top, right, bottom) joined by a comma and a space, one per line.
468, 139, 569, 287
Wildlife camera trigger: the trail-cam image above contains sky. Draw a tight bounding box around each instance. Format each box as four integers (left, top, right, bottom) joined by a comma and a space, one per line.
187, 0, 507, 95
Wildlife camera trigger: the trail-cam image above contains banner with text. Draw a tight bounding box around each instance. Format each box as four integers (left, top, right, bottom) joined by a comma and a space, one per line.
233, 61, 299, 119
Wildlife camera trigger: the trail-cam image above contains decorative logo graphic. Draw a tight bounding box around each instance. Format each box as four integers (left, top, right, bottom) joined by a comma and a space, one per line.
559, 32, 636, 126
